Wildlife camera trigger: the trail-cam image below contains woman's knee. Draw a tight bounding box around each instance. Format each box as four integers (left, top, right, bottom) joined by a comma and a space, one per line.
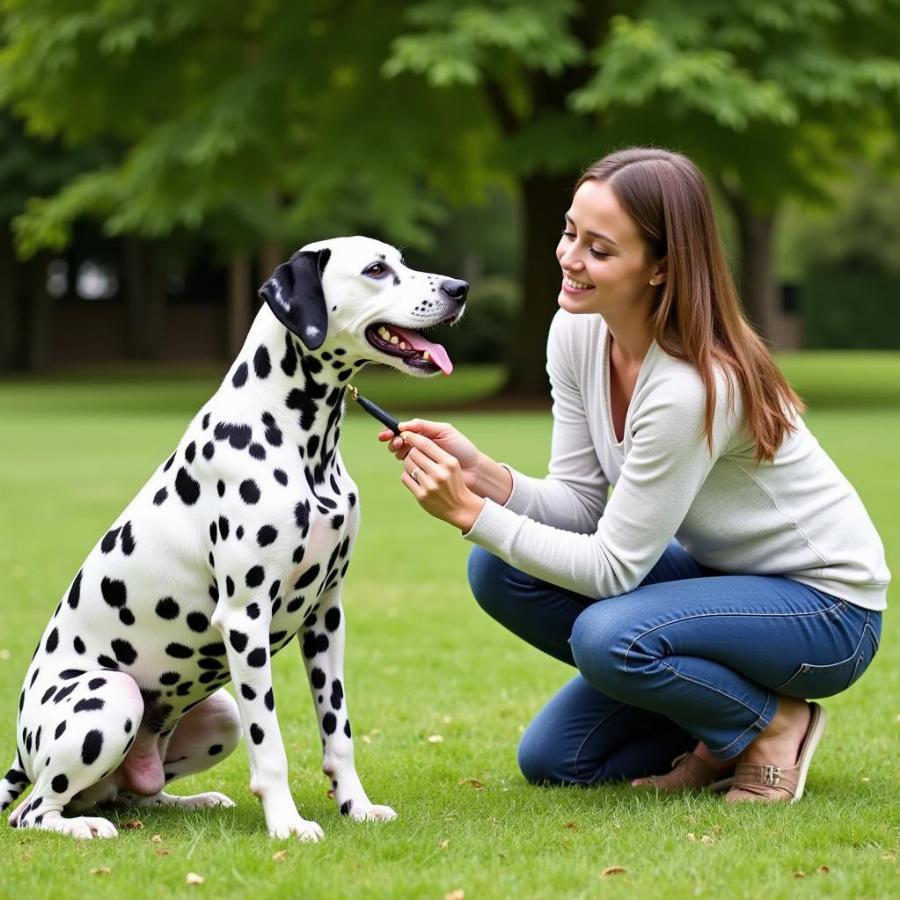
569, 604, 632, 693
517, 724, 572, 786
467, 546, 531, 620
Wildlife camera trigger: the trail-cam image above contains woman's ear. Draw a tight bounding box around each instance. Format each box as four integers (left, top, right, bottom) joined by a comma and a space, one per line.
649, 258, 668, 287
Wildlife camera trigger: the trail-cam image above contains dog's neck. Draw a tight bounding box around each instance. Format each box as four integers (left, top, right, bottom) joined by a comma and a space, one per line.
220, 307, 368, 484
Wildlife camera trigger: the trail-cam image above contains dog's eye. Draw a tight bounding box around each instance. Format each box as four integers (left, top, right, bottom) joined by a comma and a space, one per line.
363, 262, 390, 279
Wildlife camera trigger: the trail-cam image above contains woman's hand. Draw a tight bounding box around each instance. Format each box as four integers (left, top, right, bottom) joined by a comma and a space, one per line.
380, 428, 485, 531
378, 419, 481, 492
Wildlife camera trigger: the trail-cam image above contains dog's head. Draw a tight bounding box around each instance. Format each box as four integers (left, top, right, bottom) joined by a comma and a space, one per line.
258, 237, 467, 377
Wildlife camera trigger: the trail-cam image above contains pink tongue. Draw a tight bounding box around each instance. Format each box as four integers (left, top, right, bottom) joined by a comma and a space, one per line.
390, 326, 453, 375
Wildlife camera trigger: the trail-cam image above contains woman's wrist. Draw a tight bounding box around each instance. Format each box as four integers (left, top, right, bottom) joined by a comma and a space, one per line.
473, 453, 514, 505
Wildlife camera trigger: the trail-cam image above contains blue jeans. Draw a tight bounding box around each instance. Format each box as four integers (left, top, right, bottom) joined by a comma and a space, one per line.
467, 542, 881, 785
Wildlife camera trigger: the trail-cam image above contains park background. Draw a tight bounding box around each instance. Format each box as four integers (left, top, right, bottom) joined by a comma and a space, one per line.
1, 1, 898, 898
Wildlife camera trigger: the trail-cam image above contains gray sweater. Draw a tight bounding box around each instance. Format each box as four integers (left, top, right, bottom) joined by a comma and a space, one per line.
465, 310, 889, 611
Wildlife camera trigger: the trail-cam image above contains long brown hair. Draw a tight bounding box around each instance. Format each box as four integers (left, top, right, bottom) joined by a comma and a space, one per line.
577, 147, 803, 462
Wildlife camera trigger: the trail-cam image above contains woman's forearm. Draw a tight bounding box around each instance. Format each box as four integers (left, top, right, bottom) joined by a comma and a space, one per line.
473, 452, 514, 505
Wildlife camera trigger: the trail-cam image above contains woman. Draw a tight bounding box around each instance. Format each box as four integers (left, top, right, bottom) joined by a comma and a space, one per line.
378, 147, 889, 803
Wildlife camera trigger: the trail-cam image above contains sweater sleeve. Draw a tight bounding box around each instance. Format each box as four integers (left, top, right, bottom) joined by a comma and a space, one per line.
500, 312, 609, 533
465, 363, 739, 599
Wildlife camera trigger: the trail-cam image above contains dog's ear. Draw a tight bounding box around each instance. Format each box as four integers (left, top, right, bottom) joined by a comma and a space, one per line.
258, 248, 331, 350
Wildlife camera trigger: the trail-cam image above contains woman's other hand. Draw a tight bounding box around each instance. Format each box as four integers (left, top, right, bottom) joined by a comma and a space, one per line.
378, 419, 481, 491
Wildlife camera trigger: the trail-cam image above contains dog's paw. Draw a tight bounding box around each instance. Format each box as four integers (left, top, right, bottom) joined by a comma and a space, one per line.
268, 814, 325, 842
45, 815, 119, 840
346, 802, 398, 822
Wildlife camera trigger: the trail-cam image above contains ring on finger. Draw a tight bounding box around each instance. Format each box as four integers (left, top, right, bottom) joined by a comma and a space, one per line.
410, 467, 420, 484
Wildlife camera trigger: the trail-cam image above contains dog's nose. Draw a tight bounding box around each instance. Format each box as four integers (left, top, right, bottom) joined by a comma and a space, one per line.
439, 279, 469, 303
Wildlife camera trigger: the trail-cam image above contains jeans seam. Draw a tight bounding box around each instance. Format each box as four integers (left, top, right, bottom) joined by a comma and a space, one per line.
711, 692, 773, 756
623, 600, 845, 671
657, 659, 763, 719
572, 702, 629, 780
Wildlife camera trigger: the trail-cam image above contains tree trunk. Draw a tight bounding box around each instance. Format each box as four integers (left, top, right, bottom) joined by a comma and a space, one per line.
0, 223, 19, 370
24, 253, 51, 372
228, 253, 252, 358
123, 236, 165, 359
500, 171, 573, 397
721, 188, 779, 344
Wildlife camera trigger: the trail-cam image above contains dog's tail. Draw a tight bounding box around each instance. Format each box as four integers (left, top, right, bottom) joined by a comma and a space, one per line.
0, 753, 30, 813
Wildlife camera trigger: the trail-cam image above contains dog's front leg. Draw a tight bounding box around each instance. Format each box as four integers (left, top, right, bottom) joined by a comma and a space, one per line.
301, 591, 397, 823
212, 591, 323, 841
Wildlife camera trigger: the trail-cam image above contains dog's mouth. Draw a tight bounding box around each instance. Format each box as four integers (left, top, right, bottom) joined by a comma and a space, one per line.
364, 320, 456, 375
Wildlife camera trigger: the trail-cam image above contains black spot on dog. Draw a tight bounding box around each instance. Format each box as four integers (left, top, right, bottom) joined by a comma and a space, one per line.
81, 730, 103, 765
45, 628, 59, 653
246, 602, 260, 619
232, 362, 248, 387
246, 566, 265, 588
175, 467, 201, 505
274, 468, 288, 485
101, 577, 127, 608
330, 679, 344, 710
67, 570, 83, 609
310, 667, 326, 690
101, 527, 120, 553
340, 799, 352, 816
156, 597, 179, 619
247, 647, 267, 668
119, 608, 135, 626
344, 719, 352, 738
262, 412, 283, 447
257, 525, 278, 547
331, 514, 344, 530
249, 442, 266, 460
112, 639, 137, 665
250, 724, 265, 745
225, 576, 235, 597
203, 412, 211, 429
241, 684, 256, 701
269, 630, 286, 646
74, 697, 105, 713
268, 580, 281, 601
294, 500, 310, 533
307, 435, 320, 457
236, 526, 244, 539
218, 515, 230, 539
96, 655, 119, 670
209, 521, 218, 544
295, 564, 320, 590
153, 487, 168, 505
240, 480, 260, 504
200, 641, 226, 656
187, 612, 209, 633
159, 671, 180, 686
348, 492, 357, 508
254, 345, 271, 379
73, 636, 85, 655
60, 669, 85, 680
89, 677, 106, 690
322, 712, 337, 735
229, 630, 248, 653
302, 631, 329, 659
55, 721, 66, 739
185, 441, 196, 464
292, 545, 305, 564
41, 686, 56, 704
51, 774, 69, 794
217, 480, 225, 497
281, 331, 298, 376
325, 607, 341, 632
165, 642, 194, 659
163, 453, 176, 472
203, 441, 215, 460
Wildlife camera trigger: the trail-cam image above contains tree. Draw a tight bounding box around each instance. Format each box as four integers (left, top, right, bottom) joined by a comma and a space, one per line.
4, 1, 900, 389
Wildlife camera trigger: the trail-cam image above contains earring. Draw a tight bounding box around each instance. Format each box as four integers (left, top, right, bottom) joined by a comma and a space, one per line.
649, 279, 658, 286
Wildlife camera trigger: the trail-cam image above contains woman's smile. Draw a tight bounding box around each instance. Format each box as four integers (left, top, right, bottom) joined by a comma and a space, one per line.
562, 273, 594, 293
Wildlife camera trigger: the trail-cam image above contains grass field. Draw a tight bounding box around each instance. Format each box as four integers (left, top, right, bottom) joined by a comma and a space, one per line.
1, 356, 898, 899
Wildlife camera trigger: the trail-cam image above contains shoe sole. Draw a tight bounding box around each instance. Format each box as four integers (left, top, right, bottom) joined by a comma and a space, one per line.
791, 701, 828, 804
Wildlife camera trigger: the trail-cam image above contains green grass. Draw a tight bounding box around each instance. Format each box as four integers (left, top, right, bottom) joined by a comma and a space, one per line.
0, 358, 898, 899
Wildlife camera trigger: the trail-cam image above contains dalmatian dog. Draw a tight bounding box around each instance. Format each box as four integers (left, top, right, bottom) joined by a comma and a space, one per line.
0, 237, 468, 840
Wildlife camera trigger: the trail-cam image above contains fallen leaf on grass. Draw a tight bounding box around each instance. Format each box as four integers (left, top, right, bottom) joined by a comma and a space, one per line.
793, 871, 806, 879
427, 735, 444, 744
438, 839, 450, 850
150, 834, 162, 843
327, 789, 335, 799
0, 649, 11, 661
155, 849, 171, 857
272, 850, 289, 862
881, 850, 896, 862
90, 867, 111, 876
701, 835, 715, 845
816, 865, 830, 875
445, 891, 464, 900
185, 873, 205, 885
458, 778, 484, 790
563, 822, 577, 831
121, 819, 143, 830
601, 866, 626, 877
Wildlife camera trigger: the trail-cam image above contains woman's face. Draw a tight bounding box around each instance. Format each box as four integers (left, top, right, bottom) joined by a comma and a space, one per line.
555, 179, 663, 318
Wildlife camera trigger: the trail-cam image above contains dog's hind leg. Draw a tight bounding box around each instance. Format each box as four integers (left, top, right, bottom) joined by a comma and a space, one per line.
121, 690, 241, 811
10, 670, 144, 839
301, 592, 396, 823
1, 753, 30, 813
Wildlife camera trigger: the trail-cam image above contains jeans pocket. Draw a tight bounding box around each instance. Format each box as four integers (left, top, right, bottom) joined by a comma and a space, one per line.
775, 617, 881, 699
